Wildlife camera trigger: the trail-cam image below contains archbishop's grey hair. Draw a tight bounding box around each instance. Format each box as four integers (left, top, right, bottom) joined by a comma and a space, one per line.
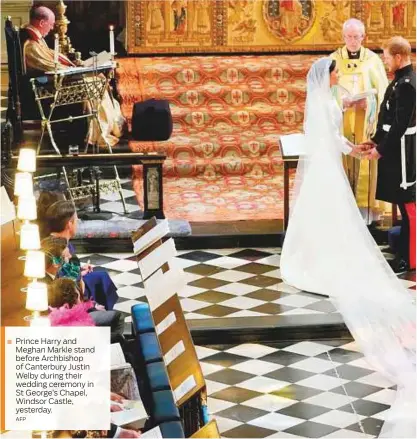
342, 18, 365, 35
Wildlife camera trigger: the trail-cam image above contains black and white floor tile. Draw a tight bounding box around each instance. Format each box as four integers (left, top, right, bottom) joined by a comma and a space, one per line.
96, 179, 141, 215
196, 340, 396, 438
78, 248, 416, 323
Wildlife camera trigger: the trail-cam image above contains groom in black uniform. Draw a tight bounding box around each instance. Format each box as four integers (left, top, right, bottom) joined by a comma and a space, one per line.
362, 36, 416, 273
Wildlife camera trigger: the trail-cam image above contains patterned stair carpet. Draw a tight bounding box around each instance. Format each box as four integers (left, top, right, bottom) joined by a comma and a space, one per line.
117, 54, 314, 221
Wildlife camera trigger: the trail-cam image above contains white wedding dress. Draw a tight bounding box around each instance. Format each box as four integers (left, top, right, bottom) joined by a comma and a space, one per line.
280, 58, 416, 438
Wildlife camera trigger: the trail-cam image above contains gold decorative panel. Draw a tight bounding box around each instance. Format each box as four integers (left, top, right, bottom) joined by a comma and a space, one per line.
126, 0, 416, 54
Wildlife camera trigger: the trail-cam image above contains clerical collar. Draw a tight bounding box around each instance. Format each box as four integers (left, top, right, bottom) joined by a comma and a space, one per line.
347, 49, 360, 59
395, 64, 413, 79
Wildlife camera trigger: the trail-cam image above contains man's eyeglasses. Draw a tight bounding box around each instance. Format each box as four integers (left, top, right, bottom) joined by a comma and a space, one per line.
344, 34, 364, 41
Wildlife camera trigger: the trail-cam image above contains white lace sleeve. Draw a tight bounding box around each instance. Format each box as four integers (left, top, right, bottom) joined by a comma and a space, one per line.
329, 100, 352, 155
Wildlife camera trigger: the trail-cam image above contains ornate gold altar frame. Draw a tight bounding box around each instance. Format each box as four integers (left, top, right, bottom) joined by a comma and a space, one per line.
126, 0, 416, 55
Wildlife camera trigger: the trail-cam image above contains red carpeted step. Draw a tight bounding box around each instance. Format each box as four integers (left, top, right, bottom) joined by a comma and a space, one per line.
124, 101, 304, 135
132, 153, 283, 179
128, 128, 286, 160
116, 54, 308, 220
120, 82, 306, 110
131, 171, 296, 222
117, 55, 316, 89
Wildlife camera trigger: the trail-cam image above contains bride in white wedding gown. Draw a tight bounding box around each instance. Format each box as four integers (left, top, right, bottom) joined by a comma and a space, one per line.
280, 58, 416, 438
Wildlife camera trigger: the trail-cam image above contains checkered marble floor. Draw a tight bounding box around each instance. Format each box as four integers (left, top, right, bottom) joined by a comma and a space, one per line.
78, 248, 416, 323
95, 179, 141, 215
197, 339, 397, 438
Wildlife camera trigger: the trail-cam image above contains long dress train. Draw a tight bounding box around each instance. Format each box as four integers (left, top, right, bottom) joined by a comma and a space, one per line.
280, 58, 416, 438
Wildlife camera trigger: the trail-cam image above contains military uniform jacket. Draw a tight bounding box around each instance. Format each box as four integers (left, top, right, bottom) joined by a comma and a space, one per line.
372, 64, 416, 204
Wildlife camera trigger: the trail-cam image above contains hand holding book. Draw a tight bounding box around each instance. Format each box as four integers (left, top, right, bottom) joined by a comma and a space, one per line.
341, 88, 377, 110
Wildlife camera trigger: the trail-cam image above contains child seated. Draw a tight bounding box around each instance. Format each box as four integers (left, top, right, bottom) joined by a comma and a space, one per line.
48, 278, 95, 327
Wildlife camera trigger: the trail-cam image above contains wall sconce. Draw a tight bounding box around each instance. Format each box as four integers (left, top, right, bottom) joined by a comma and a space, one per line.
24, 250, 45, 279
25, 281, 48, 320
14, 172, 34, 197
17, 148, 37, 173
20, 223, 41, 251
17, 195, 37, 222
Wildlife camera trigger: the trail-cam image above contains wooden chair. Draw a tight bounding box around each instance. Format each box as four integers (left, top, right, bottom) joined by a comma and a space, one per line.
4, 16, 86, 149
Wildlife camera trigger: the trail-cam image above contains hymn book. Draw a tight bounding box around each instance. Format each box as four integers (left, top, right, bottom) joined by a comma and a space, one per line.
338, 86, 377, 103
111, 343, 130, 370
141, 426, 163, 439
83, 50, 113, 68
110, 399, 148, 429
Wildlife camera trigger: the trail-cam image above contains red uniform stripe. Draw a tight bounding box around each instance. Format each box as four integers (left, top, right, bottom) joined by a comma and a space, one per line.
405, 202, 416, 269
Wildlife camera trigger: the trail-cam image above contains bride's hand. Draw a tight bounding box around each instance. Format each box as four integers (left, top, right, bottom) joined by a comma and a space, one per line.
358, 141, 376, 152
343, 97, 353, 109
350, 144, 367, 159
354, 98, 367, 110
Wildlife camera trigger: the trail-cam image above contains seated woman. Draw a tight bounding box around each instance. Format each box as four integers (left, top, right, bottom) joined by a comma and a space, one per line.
40, 197, 119, 310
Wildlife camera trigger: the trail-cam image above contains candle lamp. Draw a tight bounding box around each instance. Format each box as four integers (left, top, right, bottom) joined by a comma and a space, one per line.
24, 250, 45, 280
20, 223, 41, 251
14, 172, 33, 197
109, 25, 115, 57
25, 280, 48, 321
17, 148, 37, 173
54, 33, 59, 68
17, 195, 37, 222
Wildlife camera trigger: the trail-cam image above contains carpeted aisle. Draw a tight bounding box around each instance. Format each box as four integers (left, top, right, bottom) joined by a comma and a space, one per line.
117, 55, 312, 221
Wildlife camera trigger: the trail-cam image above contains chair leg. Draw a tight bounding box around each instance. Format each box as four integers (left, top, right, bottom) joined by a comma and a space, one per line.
61, 166, 76, 209
46, 120, 61, 155
37, 124, 46, 154
113, 165, 128, 214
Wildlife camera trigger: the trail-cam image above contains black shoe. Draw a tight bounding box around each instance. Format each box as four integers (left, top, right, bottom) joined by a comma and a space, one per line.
388, 258, 409, 274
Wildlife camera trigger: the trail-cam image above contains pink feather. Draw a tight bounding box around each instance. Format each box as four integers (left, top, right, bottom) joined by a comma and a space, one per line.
49, 302, 96, 327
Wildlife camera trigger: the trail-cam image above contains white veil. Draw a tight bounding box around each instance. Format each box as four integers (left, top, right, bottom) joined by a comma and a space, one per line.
285, 58, 416, 438
291, 58, 351, 214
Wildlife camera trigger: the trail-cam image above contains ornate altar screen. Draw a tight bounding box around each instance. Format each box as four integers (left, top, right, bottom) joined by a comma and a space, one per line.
125, 0, 415, 54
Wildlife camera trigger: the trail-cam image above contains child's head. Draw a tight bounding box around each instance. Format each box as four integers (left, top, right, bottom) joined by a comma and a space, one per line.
41, 236, 69, 273
48, 278, 81, 308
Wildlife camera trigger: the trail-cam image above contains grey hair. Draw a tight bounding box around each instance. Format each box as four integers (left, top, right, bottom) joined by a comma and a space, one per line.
342, 18, 365, 35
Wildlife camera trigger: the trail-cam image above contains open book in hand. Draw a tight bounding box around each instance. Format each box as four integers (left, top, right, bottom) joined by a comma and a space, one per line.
141, 426, 163, 439
83, 50, 113, 68
339, 86, 377, 103
111, 343, 131, 370
111, 399, 148, 430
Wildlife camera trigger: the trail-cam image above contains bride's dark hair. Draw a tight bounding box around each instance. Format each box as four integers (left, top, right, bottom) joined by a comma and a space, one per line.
329, 59, 337, 73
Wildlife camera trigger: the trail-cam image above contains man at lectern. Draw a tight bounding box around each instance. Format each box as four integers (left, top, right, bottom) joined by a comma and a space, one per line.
331, 18, 388, 224
23, 5, 125, 148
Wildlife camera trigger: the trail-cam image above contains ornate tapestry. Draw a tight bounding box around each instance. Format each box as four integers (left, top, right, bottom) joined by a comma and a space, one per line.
126, 0, 416, 54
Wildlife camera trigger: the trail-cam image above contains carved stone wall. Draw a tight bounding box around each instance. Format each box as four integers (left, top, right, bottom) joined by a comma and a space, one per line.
126, 0, 416, 54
